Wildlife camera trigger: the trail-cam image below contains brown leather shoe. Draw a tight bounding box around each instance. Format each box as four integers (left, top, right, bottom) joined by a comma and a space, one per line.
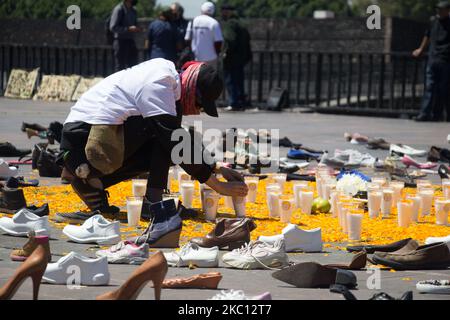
161, 272, 222, 289
372, 242, 450, 270
325, 252, 367, 270
0, 186, 27, 214
190, 218, 257, 250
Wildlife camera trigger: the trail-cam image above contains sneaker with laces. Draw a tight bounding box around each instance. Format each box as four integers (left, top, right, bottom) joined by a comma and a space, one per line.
96, 241, 149, 264
164, 242, 219, 267
222, 239, 289, 270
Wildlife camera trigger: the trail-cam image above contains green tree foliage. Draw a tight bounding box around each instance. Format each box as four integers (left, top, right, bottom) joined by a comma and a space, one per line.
0, 0, 440, 21
0, 0, 156, 20
215, 0, 351, 18
215, 0, 438, 21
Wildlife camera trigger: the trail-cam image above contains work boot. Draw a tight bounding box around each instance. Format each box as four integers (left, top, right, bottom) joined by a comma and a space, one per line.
0, 142, 31, 158
131, 199, 182, 248
0, 185, 27, 214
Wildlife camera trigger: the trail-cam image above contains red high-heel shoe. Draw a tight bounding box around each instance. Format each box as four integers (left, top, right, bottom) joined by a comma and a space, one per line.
401, 155, 437, 169
0, 236, 51, 300
96, 251, 168, 300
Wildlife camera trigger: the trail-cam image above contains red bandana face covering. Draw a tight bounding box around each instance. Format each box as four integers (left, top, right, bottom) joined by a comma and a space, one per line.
180, 61, 205, 116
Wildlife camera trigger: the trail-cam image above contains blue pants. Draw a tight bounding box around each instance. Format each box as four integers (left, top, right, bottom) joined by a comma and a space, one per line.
419, 61, 450, 121
224, 64, 245, 108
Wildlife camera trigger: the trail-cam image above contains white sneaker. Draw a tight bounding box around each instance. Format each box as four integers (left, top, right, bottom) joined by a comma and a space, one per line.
43, 252, 110, 286
96, 241, 149, 264
222, 239, 289, 270
210, 289, 272, 300
164, 242, 219, 267
425, 235, 450, 250
390, 144, 427, 157
0, 208, 50, 236
62, 214, 121, 245
0, 159, 18, 178
259, 224, 323, 252
416, 280, 450, 294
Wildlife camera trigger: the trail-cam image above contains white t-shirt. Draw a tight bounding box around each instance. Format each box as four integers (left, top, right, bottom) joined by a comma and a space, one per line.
65, 58, 181, 125
185, 14, 223, 62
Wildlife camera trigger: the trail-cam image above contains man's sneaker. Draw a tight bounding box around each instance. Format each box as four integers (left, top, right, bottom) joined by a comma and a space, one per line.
259, 224, 323, 252
130, 199, 182, 248
222, 239, 289, 270
0, 208, 50, 236
62, 214, 121, 245
42, 252, 110, 286
210, 289, 272, 300
53, 210, 96, 224
71, 178, 119, 214
0, 142, 31, 158
0, 186, 27, 214
96, 241, 149, 265
164, 242, 219, 267
24, 203, 50, 217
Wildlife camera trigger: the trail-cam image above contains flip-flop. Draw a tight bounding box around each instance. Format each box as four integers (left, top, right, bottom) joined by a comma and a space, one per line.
272, 262, 357, 289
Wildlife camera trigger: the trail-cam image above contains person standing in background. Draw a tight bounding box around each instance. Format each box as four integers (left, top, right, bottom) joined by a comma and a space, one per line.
413, 1, 450, 122
110, 0, 142, 72
145, 8, 179, 63
185, 2, 223, 65
171, 2, 189, 44
220, 4, 252, 111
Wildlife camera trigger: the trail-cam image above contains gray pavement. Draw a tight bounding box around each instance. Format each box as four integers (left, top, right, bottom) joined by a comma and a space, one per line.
0, 98, 449, 300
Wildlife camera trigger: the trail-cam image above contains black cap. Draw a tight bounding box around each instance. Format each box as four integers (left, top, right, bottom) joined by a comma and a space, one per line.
436, 1, 450, 9
196, 64, 223, 117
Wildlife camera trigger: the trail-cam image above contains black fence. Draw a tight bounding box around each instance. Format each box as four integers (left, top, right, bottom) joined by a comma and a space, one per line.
0, 43, 428, 116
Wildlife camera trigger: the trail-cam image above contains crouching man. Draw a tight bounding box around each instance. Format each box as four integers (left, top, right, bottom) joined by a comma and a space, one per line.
55, 58, 248, 247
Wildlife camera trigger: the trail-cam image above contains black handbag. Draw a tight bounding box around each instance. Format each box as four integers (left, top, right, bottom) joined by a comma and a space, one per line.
33, 143, 63, 177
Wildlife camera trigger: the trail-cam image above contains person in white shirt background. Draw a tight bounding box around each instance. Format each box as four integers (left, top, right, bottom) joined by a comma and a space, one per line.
185, 2, 224, 65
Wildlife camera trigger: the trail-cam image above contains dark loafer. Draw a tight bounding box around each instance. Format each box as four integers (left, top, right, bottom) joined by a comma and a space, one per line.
346, 238, 413, 254
272, 262, 357, 289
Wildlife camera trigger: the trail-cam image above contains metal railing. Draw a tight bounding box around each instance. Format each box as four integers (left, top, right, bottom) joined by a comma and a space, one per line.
0, 43, 428, 116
